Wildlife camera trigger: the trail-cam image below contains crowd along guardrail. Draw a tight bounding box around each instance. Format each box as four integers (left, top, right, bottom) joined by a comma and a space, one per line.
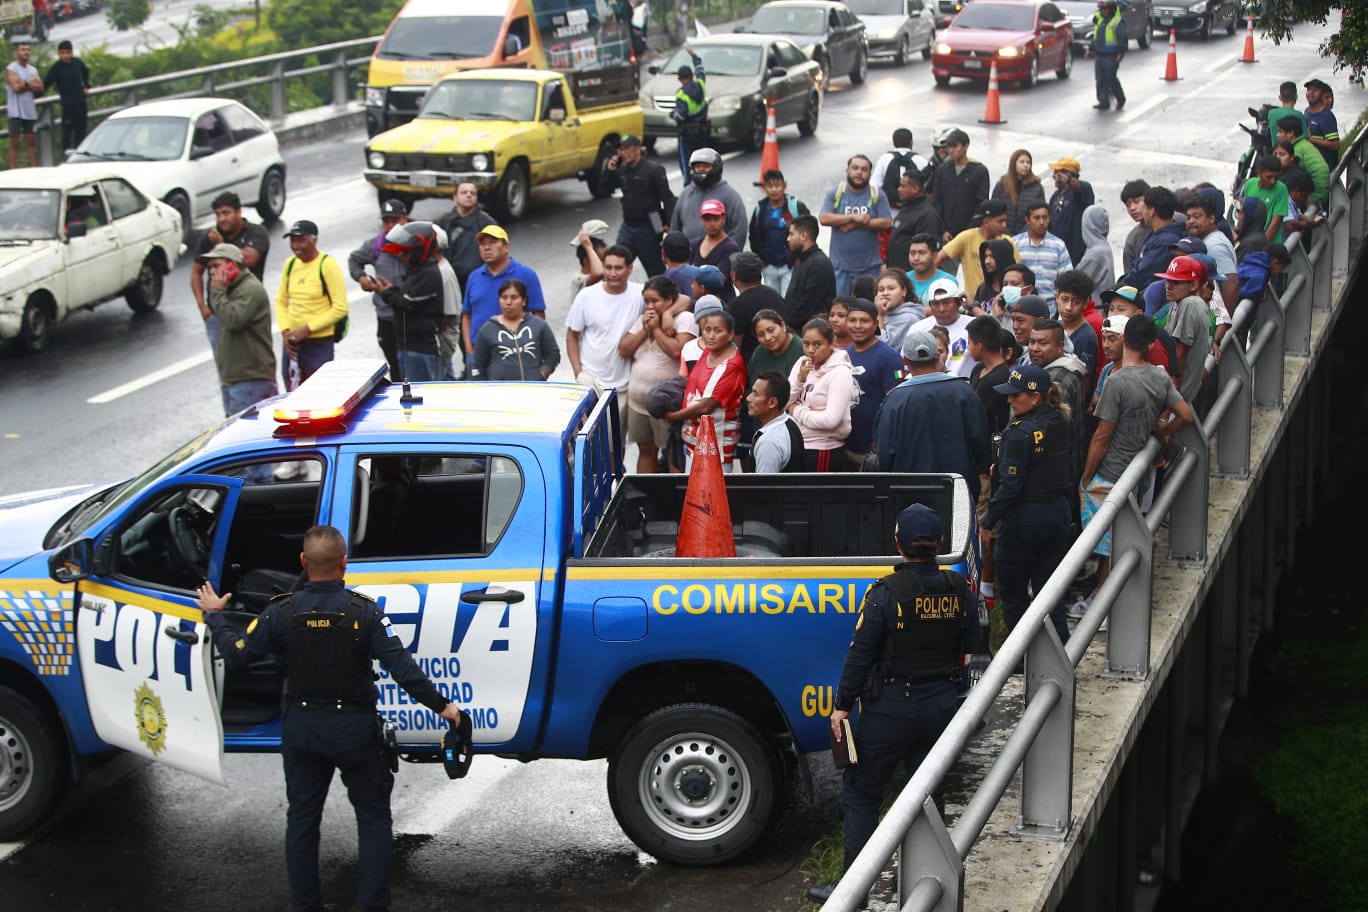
17, 35, 382, 167
821, 129, 1367, 911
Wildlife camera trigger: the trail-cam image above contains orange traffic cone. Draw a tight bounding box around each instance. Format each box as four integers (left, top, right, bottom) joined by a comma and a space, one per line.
675, 415, 735, 558
1160, 28, 1180, 81
754, 104, 780, 187
1239, 16, 1257, 63
978, 60, 1005, 125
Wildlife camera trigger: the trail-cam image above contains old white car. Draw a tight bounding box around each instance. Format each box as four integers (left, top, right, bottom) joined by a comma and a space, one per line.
0, 167, 183, 353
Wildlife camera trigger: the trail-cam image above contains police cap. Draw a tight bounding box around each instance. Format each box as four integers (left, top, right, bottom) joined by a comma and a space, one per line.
895, 503, 942, 550
994, 363, 1051, 396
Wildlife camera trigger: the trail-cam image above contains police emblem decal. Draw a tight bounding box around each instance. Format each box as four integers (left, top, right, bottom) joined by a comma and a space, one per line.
134, 682, 168, 756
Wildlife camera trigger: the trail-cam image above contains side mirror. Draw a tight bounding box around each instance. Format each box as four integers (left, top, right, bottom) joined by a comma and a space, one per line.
647, 64, 660, 74
766, 66, 787, 80
66, 221, 87, 239
1040, 20, 1055, 29
190, 144, 215, 159
548, 107, 566, 122
49, 538, 93, 583
503, 36, 523, 58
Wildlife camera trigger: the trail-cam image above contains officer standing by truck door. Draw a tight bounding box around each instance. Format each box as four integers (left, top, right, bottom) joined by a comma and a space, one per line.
982, 364, 1075, 645
672, 46, 709, 183
197, 526, 465, 912
809, 504, 977, 904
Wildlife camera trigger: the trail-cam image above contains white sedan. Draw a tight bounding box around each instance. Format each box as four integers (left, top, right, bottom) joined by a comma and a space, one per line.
0, 167, 183, 353
64, 97, 288, 238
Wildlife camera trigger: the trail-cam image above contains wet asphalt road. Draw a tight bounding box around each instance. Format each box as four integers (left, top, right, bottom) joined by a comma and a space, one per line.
0, 18, 1359, 911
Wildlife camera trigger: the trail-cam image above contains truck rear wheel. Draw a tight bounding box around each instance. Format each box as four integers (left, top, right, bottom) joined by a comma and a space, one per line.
493, 161, 529, 222
607, 703, 782, 865
0, 686, 67, 840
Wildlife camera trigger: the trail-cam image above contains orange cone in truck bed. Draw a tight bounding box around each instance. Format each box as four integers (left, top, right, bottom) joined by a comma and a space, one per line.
675, 415, 736, 558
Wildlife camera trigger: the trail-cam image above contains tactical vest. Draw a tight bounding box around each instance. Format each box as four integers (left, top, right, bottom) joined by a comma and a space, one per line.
284, 594, 374, 703
1017, 406, 1073, 501
879, 568, 969, 681
1092, 11, 1123, 52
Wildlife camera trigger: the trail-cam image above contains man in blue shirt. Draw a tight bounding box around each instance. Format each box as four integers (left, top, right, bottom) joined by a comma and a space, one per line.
820, 155, 893, 296
461, 225, 546, 368
1303, 78, 1340, 169
841, 297, 903, 468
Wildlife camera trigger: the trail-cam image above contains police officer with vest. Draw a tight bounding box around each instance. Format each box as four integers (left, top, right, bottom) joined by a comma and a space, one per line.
197, 525, 465, 912
983, 364, 1074, 645
672, 46, 708, 183
1086, 0, 1127, 111
808, 504, 977, 904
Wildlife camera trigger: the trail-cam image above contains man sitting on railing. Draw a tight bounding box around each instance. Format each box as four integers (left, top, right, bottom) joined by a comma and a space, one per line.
1075, 316, 1195, 617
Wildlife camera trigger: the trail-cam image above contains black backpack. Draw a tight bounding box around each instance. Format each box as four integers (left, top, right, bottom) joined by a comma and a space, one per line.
883, 149, 922, 202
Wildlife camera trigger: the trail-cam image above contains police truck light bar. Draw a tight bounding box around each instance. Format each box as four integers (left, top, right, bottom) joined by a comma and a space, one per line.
273, 359, 389, 430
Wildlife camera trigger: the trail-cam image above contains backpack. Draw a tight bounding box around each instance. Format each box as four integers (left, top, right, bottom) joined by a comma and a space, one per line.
752, 196, 802, 221
882, 149, 920, 201
285, 253, 348, 342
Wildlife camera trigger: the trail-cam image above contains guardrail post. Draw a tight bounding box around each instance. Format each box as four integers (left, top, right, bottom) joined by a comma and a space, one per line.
1284, 242, 1313, 353
123, 87, 139, 109
1253, 292, 1285, 408
332, 50, 351, 107
35, 103, 55, 166
1348, 150, 1365, 255
200, 74, 215, 96
1016, 631, 1073, 838
897, 798, 963, 912
1215, 341, 1251, 476
269, 60, 287, 124
1166, 420, 1208, 562
1104, 498, 1153, 678
1332, 160, 1357, 277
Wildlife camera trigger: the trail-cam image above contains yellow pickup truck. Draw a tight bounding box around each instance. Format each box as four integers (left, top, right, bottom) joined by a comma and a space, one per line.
363, 68, 644, 222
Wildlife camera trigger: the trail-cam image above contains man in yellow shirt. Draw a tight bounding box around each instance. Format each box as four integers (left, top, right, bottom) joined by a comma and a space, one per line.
934, 199, 1019, 302
275, 219, 349, 389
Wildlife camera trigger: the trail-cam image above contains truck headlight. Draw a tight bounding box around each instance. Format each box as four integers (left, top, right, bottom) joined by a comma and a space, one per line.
364, 86, 385, 108
472, 153, 490, 171
711, 95, 742, 112
998, 46, 1022, 57
367, 150, 385, 169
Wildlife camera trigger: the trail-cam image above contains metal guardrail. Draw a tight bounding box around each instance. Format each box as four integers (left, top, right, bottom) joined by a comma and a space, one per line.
822, 130, 1367, 911
20, 35, 381, 166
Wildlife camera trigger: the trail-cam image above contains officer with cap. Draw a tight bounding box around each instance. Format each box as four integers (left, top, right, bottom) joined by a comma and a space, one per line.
808, 504, 977, 904
197, 526, 464, 912
672, 45, 708, 182
983, 363, 1074, 644
1086, 0, 1127, 112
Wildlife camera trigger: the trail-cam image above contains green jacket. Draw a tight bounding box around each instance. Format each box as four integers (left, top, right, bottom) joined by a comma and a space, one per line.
1292, 135, 1330, 206
209, 272, 276, 385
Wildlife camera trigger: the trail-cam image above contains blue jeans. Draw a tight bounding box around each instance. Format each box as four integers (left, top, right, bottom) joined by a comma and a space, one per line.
221, 378, 278, 417
761, 264, 791, 296
397, 350, 446, 382
617, 221, 666, 277
834, 265, 881, 297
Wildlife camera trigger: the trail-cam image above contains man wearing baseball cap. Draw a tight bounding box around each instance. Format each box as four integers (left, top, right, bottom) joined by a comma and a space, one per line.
1302, 78, 1340, 169
202, 243, 276, 420
930, 128, 990, 239
598, 133, 675, 276
1155, 255, 1211, 402
873, 329, 989, 499
462, 224, 546, 364
982, 363, 1073, 642
691, 197, 739, 303
1086, 0, 1127, 112
276, 219, 349, 389
937, 198, 1017, 301
908, 279, 979, 378
1046, 157, 1095, 264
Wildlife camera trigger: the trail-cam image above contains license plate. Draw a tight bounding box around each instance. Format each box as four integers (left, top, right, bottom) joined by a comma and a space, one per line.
964, 59, 982, 69
411, 173, 437, 188
1159, 16, 1172, 24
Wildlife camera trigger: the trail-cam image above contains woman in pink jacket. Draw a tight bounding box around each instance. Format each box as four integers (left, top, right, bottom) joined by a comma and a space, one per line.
786, 318, 854, 472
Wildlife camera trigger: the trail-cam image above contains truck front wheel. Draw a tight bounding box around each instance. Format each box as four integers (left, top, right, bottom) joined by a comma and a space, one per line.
607, 703, 782, 865
0, 686, 67, 840
493, 161, 529, 222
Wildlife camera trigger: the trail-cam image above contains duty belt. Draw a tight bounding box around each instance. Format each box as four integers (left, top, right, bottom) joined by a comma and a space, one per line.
291, 698, 374, 713
882, 673, 958, 686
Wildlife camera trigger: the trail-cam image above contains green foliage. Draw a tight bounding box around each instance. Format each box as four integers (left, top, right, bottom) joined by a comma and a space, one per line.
265, 0, 402, 50
105, 0, 150, 32
799, 819, 846, 890
1250, 1, 1368, 74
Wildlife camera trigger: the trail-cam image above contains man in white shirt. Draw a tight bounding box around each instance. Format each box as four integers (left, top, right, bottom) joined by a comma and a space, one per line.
747, 370, 804, 472
908, 280, 978, 378
566, 245, 644, 429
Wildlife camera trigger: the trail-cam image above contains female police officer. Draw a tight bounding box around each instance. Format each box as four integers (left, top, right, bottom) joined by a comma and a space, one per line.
198, 525, 464, 912
809, 504, 977, 903
982, 363, 1075, 645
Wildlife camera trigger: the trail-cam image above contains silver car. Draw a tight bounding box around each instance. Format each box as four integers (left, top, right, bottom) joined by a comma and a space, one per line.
847, 0, 937, 65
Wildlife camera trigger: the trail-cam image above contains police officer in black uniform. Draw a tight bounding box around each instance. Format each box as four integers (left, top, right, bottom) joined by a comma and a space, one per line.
808, 504, 977, 904
983, 363, 1075, 645
197, 525, 464, 912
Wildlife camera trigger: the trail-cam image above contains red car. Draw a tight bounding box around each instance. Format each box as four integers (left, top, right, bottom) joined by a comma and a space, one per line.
932, 0, 1074, 87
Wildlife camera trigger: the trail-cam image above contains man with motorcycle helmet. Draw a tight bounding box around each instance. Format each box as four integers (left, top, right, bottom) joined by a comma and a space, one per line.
371, 220, 447, 381
669, 147, 747, 248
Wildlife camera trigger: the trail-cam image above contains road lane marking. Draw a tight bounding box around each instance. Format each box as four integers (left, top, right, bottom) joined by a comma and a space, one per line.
86, 292, 372, 404
1117, 94, 1165, 124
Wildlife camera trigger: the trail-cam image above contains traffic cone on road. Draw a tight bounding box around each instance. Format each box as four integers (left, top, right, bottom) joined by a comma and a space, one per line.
1239, 17, 1257, 63
1160, 28, 1180, 81
978, 60, 1006, 125
675, 416, 736, 558
754, 104, 780, 187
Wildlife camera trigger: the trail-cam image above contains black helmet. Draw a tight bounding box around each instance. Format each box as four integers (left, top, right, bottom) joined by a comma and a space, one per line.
689, 147, 723, 189
382, 219, 438, 263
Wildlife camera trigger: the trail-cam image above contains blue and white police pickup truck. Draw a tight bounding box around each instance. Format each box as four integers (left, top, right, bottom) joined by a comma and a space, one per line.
0, 360, 975, 864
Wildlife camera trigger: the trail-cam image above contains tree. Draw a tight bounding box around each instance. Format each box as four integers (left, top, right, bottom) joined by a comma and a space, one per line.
1253, 1, 1368, 75
265, 0, 403, 50
105, 0, 150, 32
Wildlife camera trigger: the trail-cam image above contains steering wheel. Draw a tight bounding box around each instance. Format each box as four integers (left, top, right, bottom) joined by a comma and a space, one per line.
168, 504, 211, 577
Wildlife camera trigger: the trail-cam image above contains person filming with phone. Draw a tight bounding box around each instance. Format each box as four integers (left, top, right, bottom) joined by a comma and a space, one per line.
202, 242, 277, 417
